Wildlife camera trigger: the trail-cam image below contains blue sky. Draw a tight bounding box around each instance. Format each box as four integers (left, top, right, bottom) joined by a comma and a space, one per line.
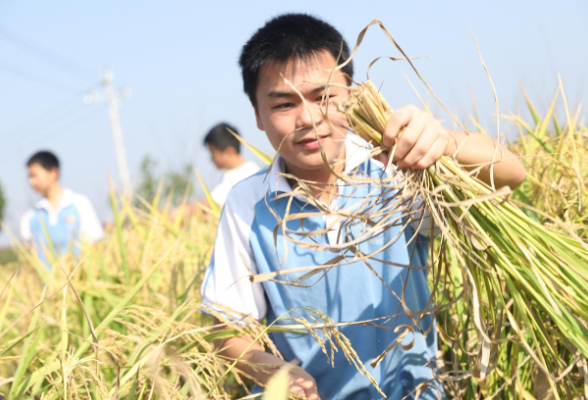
1, 0, 587, 245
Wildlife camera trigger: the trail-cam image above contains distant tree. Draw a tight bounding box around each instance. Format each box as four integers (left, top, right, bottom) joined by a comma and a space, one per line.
135, 155, 158, 207
164, 163, 194, 206
134, 154, 193, 209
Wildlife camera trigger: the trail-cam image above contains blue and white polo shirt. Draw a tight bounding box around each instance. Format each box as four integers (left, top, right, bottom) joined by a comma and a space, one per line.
201, 135, 443, 400
20, 188, 104, 268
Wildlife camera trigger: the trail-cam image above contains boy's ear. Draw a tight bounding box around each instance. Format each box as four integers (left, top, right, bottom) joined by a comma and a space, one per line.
226, 146, 238, 155
254, 107, 264, 131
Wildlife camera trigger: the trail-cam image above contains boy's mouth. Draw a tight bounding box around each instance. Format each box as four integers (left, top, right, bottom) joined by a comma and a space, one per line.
297, 134, 330, 150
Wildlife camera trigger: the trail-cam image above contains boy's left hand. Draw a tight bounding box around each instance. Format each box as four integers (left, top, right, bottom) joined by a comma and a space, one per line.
380, 105, 451, 169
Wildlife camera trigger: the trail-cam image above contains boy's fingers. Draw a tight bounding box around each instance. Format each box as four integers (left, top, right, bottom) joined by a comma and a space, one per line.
397, 125, 438, 169
382, 105, 415, 147
305, 386, 321, 400
375, 152, 389, 166
289, 381, 306, 393
410, 136, 448, 170
289, 369, 320, 399
392, 111, 428, 162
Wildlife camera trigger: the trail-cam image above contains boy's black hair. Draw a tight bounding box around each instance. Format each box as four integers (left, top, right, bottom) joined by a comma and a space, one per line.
26, 150, 60, 171
239, 13, 354, 105
203, 123, 241, 153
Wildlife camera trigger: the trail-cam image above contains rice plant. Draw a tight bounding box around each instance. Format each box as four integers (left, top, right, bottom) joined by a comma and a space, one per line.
508, 80, 587, 238
0, 188, 256, 399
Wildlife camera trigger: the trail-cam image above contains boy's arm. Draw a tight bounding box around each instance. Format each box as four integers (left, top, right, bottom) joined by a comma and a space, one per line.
211, 317, 320, 399
201, 189, 320, 398
381, 105, 526, 190
445, 128, 525, 190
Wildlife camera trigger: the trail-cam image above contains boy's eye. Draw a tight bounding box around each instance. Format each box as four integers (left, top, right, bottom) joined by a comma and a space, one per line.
273, 103, 294, 110
316, 95, 336, 102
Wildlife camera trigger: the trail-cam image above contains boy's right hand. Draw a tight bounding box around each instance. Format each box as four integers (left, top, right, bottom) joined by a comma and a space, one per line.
289, 366, 321, 399
210, 318, 320, 399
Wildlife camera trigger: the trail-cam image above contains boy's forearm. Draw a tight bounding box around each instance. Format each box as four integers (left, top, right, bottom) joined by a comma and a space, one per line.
445, 129, 526, 190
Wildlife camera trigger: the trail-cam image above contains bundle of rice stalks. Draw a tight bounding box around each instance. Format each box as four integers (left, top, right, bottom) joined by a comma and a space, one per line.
435, 83, 588, 397
338, 80, 588, 398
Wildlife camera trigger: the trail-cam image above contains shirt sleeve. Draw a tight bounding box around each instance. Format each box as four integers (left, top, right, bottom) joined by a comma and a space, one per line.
210, 182, 231, 207
76, 196, 104, 242
20, 210, 34, 241
200, 192, 267, 321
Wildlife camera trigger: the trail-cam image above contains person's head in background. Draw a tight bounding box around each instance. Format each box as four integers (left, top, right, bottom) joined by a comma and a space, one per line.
203, 123, 245, 170
26, 151, 61, 197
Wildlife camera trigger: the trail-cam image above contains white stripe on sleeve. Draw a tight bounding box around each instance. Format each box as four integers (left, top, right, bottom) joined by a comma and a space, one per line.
200, 184, 267, 321
20, 209, 34, 241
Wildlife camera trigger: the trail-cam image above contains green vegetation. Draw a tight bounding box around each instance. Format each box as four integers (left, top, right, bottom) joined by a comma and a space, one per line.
135, 154, 194, 210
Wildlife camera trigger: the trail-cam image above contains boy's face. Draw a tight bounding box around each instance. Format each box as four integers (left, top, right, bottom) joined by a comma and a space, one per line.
208, 145, 236, 169
28, 163, 59, 195
253, 51, 350, 175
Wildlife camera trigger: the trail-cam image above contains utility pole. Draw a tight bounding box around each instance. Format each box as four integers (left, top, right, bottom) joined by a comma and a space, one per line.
101, 67, 131, 195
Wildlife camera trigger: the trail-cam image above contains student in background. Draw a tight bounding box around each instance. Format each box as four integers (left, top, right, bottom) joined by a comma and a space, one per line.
203, 123, 260, 207
20, 151, 104, 268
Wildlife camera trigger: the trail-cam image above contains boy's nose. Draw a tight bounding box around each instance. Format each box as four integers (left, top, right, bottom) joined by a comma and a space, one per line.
295, 104, 322, 129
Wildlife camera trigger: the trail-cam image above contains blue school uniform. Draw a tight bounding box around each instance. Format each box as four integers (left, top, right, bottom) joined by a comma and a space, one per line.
201, 136, 443, 399
20, 188, 104, 268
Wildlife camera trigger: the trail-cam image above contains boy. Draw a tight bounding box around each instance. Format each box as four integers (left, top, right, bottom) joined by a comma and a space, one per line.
203, 123, 260, 206
20, 151, 104, 269
200, 14, 525, 400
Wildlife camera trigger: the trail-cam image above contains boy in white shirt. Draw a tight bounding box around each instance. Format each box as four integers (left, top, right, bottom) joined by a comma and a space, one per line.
203, 123, 260, 206
20, 151, 103, 268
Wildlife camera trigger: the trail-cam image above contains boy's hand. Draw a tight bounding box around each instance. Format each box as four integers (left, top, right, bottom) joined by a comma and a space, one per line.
289, 366, 321, 400
381, 105, 451, 170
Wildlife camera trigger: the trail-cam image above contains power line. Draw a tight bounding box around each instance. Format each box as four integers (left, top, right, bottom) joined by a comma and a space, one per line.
0, 109, 90, 152
0, 26, 95, 81
0, 107, 101, 164
0, 61, 84, 93
0, 89, 95, 141
0, 82, 98, 138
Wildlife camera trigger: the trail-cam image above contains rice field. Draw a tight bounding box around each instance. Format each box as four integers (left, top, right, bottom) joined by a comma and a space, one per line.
0, 85, 587, 399
0, 193, 257, 399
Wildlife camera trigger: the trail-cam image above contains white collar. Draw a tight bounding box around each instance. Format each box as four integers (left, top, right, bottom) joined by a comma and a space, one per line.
35, 187, 75, 213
